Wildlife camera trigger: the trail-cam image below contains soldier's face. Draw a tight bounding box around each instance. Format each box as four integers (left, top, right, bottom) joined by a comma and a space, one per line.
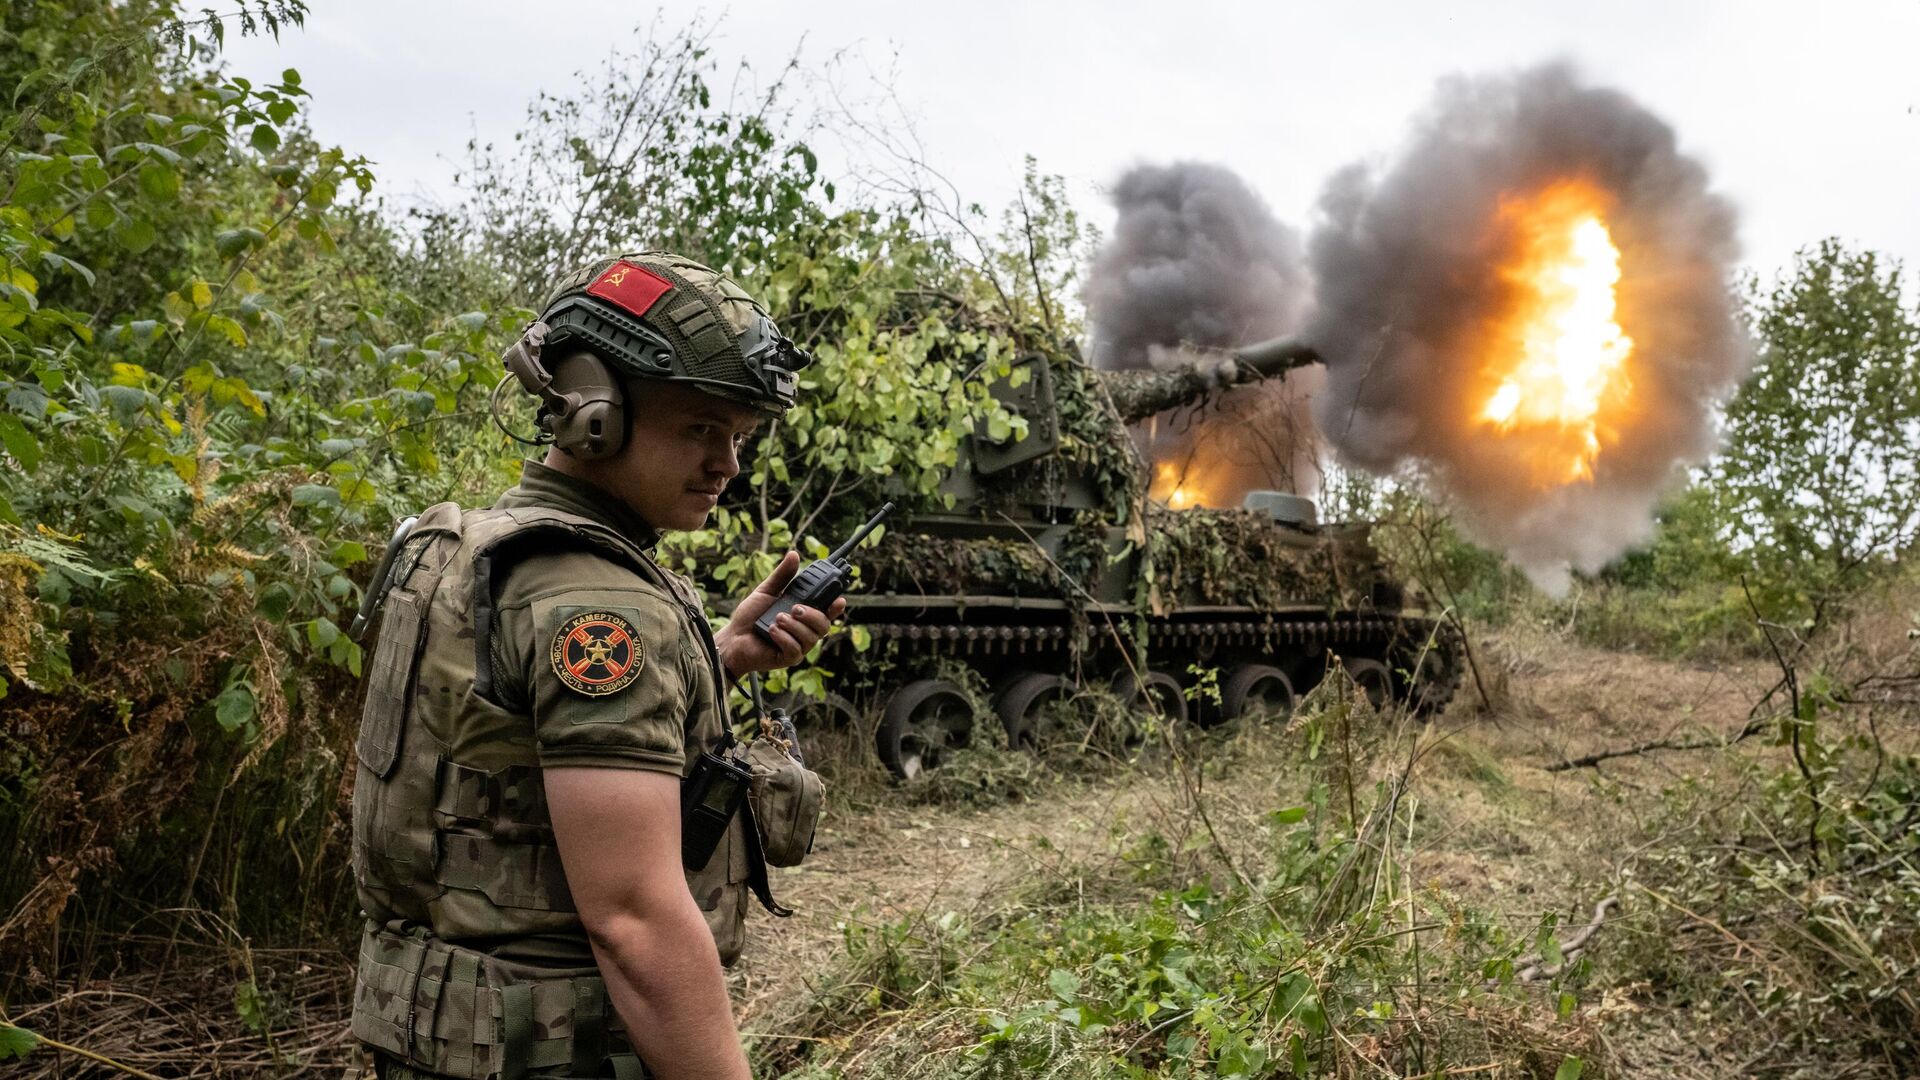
602, 380, 763, 531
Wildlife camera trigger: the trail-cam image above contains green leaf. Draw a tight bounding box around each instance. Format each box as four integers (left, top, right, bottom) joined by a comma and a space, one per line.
332, 540, 370, 567
1046, 968, 1079, 1003
191, 281, 213, 310
1537, 915, 1564, 970
308, 617, 341, 649
0, 414, 42, 472
206, 314, 249, 348
138, 161, 179, 199
0, 1022, 38, 1059
292, 484, 339, 508
115, 217, 157, 253
1272, 805, 1308, 825
233, 978, 268, 1034
250, 124, 280, 154
215, 228, 264, 259
213, 682, 255, 733
1554, 1056, 1585, 1080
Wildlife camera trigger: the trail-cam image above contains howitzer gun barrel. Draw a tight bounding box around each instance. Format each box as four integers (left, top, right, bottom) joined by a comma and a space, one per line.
1231, 337, 1321, 374
1102, 338, 1323, 424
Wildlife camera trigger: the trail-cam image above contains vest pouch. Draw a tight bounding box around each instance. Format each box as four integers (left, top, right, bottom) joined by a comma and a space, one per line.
358, 588, 429, 780
433, 759, 576, 913
352, 924, 445, 1066
356, 925, 638, 1080
745, 738, 823, 868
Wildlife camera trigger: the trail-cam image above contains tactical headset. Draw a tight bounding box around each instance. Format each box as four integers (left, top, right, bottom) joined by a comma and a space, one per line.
496, 321, 630, 459
492, 294, 811, 459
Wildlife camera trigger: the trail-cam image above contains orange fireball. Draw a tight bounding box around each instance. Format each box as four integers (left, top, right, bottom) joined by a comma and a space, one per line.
1152, 460, 1207, 509
1476, 178, 1636, 485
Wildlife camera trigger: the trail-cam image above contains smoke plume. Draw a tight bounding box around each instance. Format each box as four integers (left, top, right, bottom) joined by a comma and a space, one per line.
1086, 162, 1309, 371
1307, 63, 1749, 590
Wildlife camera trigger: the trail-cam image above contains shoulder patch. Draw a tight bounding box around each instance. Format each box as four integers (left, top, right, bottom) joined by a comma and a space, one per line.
550, 610, 644, 697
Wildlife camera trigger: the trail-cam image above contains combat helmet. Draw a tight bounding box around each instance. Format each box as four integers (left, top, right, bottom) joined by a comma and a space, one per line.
529, 251, 811, 415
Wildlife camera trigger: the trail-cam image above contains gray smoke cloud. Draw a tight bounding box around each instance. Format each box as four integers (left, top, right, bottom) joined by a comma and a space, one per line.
1307, 62, 1749, 590
1086, 162, 1309, 371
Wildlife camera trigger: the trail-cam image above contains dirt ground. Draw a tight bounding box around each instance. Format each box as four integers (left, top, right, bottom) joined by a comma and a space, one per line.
728, 626, 1781, 1061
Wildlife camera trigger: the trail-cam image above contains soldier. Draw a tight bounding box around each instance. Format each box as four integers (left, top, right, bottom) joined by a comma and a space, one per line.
349, 252, 834, 1079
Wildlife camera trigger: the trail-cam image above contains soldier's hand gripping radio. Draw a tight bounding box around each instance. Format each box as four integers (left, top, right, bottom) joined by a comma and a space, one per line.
752, 501, 893, 643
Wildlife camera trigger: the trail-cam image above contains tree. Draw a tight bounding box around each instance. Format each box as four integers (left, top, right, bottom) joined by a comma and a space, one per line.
1717, 240, 1920, 620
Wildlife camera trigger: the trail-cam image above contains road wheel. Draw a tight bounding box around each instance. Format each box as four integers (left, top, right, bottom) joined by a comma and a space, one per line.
876, 679, 975, 780
1398, 622, 1465, 716
1337, 656, 1394, 711
1113, 668, 1190, 728
771, 690, 860, 730
994, 672, 1074, 751
769, 690, 863, 770
1221, 664, 1296, 723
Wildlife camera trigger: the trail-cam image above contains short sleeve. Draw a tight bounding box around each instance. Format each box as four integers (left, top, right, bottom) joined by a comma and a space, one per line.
494, 552, 694, 774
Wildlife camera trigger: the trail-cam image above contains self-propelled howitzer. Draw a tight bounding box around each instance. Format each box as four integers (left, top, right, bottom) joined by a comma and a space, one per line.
779, 338, 1464, 779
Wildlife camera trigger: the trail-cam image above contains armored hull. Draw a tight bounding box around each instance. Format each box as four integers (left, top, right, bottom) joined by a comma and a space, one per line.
776, 341, 1465, 778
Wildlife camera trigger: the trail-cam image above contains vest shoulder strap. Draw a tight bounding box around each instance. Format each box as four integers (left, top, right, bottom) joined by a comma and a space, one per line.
464, 506, 672, 702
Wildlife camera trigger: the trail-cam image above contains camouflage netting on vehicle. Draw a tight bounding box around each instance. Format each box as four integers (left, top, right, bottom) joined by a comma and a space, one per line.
1147, 507, 1376, 611
861, 533, 1060, 597
980, 354, 1143, 523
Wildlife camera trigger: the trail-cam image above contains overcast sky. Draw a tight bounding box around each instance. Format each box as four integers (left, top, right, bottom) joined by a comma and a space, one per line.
225, 1, 1920, 286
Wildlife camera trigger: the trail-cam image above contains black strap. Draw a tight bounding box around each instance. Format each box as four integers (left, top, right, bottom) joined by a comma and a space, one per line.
569, 977, 609, 1074
738, 796, 790, 918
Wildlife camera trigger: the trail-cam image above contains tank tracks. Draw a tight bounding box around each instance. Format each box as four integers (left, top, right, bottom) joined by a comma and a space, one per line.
844, 611, 1462, 705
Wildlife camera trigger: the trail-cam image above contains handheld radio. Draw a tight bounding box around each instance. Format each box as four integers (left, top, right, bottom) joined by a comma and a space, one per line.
752, 502, 893, 643
682, 738, 753, 871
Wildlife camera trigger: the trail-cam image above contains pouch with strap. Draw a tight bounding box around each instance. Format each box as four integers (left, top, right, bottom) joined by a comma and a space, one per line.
743, 737, 822, 868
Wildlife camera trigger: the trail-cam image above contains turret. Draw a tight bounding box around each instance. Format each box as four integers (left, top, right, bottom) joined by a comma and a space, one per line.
1099, 337, 1321, 425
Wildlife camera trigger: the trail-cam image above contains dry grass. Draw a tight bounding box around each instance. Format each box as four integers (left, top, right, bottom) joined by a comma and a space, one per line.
10, 605, 1911, 1077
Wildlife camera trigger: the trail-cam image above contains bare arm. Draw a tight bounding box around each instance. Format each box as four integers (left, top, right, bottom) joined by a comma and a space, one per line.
547, 767, 750, 1080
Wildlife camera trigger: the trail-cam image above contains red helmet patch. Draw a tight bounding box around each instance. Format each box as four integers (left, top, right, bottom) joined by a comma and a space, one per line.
549, 611, 644, 696
586, 260, 674, 319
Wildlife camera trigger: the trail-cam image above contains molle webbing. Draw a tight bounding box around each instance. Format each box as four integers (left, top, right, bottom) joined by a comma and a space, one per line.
433, 759, 576, 912
636, 261, 748, 384
356, 502, 463, 781
355, 926, 646, 1079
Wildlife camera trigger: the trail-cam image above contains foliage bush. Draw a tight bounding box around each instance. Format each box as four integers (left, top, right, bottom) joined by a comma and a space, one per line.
0, 2, 1075, 988
1618, 665, 1920, 1070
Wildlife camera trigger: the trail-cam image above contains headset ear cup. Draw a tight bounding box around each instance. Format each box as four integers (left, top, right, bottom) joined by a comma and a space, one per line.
547, 352, 626, 459
565, 398, 625, 459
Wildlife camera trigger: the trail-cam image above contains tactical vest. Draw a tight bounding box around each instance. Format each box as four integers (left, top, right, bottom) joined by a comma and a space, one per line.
349, 501, 745, 1079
